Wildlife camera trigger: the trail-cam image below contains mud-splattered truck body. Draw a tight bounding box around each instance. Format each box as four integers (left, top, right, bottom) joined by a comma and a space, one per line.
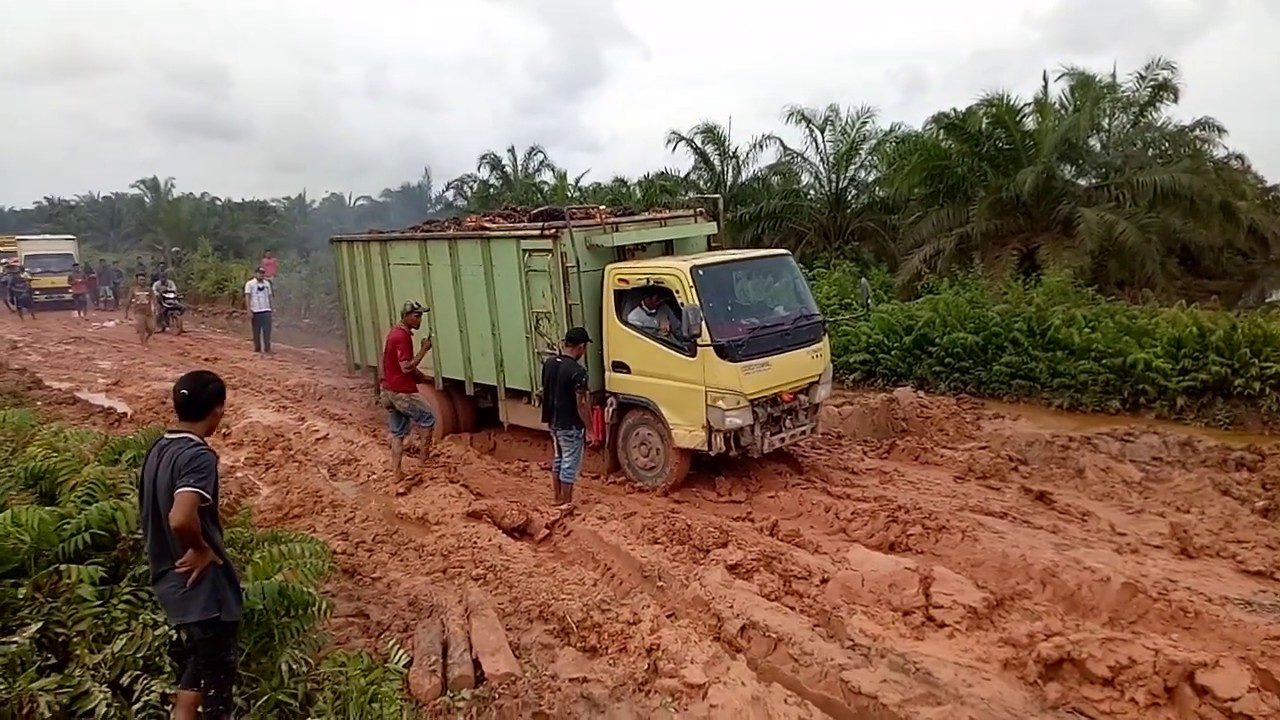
331, 209, 832, 487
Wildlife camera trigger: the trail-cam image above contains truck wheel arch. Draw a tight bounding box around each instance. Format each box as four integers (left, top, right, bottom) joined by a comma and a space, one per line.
416, 383, 457, 440
613, 403, 692, 491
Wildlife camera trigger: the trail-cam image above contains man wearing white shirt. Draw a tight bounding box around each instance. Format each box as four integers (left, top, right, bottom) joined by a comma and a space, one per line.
244, 267, 274, 354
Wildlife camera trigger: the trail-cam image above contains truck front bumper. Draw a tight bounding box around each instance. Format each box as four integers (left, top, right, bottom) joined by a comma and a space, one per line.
708, 390, 821, 456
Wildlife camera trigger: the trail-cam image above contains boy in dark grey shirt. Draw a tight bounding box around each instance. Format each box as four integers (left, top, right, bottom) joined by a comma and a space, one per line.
140, 370, 240, 719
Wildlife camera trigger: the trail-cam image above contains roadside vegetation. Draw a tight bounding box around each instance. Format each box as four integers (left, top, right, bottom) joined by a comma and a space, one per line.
0, 405, 410, 719
3, 56, 1280, 423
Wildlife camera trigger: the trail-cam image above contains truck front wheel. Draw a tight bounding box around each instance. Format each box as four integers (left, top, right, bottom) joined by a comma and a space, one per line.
617, 408, 691, 491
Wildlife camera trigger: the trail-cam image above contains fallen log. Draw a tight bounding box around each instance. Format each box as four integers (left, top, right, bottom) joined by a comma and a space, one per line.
407, 616, 444, 703
443, 604, 475, 692
466, 588, 523, 685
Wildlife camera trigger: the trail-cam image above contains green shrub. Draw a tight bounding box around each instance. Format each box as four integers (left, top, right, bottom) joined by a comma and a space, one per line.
0, 410, 409, 719
813, 268, 1280, 425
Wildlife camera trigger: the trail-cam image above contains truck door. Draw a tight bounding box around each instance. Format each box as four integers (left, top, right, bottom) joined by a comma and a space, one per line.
604, 271, 706, 450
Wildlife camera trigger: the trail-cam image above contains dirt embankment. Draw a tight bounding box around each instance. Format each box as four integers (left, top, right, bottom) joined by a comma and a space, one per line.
1, 310, 1277, 719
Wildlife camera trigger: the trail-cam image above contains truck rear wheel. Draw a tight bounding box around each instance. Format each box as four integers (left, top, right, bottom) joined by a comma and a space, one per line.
617, 408, 691, 491
447, 386, 478, 433
417, 383, 457, 440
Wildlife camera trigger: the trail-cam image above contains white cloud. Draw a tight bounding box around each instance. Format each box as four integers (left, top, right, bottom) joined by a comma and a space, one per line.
1, 0, 1276, 205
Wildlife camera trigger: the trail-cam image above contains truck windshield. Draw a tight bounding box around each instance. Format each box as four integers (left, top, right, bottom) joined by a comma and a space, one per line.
23, 253, 77, 275
691, 254, 821, 341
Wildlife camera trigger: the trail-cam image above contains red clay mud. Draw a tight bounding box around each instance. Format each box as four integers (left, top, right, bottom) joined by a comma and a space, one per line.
2, 311, 1278, 718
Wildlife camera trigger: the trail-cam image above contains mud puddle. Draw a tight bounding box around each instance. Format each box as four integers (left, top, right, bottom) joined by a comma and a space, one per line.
984, 398, 1280, 445
74, 390, 132, 415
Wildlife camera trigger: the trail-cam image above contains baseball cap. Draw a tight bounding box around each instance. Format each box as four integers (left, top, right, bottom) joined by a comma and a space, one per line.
564, 326, 591, 345
402, 300, 427, 316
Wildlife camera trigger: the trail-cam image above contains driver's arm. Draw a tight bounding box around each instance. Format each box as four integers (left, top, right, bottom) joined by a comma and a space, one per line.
661, 305, 682, 338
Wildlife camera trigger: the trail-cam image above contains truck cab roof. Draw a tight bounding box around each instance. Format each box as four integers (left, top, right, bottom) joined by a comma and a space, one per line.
608, 247, 793, 272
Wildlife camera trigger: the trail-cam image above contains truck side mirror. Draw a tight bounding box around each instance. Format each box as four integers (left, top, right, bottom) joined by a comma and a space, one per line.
681, 304, 703, 340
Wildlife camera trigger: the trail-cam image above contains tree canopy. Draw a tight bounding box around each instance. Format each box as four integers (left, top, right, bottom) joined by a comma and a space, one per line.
2, 57, 1276, 303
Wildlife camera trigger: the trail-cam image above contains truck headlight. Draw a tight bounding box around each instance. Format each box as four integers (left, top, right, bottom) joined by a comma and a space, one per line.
707, 391, 753, 430
810, 361, 833, 404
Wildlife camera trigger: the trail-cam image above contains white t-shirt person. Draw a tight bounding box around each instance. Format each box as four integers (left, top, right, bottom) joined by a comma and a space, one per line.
244, 276, 273, 313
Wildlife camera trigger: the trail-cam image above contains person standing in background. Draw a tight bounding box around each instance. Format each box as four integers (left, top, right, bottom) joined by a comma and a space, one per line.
261, 250, 278, 280
110, 260, 126, 311
68, 263, 90, 319
97, 259, 112, 309
244, 267, 274, 354
86, 264, 99, 310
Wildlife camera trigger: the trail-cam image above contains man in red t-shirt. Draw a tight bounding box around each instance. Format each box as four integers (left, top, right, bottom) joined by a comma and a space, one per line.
380, 300, 435, 491
68, 263, 90, 319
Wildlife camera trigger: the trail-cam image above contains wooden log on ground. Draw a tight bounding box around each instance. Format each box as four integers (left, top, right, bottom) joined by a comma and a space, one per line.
466, 587, 523, 684
407, 616, 444, 704
443, 604, 475, 691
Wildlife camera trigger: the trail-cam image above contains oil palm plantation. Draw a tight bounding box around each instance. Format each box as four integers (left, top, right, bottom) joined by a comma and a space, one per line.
886, 59, 1278, 296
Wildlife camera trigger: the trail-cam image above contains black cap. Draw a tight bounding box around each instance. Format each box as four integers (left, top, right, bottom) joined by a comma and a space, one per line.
564, 326, 591, 345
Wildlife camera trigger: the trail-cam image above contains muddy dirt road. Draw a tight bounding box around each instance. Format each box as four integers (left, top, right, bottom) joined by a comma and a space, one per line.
3, 310, 1279, 719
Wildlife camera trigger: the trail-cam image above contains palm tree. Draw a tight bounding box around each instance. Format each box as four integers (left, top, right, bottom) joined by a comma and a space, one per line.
665, 119, 769, 206
475, 144, 558, 207
737, 104, 903, 259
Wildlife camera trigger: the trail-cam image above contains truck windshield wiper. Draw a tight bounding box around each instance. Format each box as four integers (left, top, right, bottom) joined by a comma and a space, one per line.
784, 311, 823, 330
736, 318, 788, 342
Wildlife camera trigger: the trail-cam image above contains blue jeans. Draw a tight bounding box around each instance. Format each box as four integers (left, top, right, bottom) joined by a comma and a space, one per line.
551, 427, 586, 484
382, 391, 436, 439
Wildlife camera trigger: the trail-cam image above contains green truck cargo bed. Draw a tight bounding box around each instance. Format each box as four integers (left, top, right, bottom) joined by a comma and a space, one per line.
330, 210, 716, 398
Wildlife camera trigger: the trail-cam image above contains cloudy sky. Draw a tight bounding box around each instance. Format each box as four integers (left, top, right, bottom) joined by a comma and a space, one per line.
1, 0, 1276, 206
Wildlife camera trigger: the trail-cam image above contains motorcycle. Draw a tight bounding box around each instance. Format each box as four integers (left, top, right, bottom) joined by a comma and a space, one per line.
156, 289, 186, 333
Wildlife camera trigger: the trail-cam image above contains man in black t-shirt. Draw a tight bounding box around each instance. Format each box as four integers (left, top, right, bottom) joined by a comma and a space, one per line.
541, 326, 592, 509
140, 370, 240, 720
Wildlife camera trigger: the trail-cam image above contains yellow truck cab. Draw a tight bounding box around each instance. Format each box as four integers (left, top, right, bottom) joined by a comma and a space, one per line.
16, 235, 80, 304
331, 209, 831, 489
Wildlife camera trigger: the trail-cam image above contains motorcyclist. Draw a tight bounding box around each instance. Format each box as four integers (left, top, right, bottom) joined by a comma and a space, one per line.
151, 270, 178, 299
151, 271, 182, 333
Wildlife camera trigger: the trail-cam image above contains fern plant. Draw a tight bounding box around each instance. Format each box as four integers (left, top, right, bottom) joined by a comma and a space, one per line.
0, 410, 410, 719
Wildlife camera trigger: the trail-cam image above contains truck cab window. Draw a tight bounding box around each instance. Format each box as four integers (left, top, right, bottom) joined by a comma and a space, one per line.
615, 286, 692, 354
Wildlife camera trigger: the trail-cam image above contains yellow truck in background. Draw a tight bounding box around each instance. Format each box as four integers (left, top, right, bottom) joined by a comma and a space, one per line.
331, 208, 832, 489
0, 236, 17, 266
16, 235, 80, 304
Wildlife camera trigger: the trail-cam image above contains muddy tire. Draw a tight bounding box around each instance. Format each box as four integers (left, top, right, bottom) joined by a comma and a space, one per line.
417, 383, 457, 440
616, 408, 691, 491
447, 386, 478, 434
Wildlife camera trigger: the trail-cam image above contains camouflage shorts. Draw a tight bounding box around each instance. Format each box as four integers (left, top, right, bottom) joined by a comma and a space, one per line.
380, 390, 435, 438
